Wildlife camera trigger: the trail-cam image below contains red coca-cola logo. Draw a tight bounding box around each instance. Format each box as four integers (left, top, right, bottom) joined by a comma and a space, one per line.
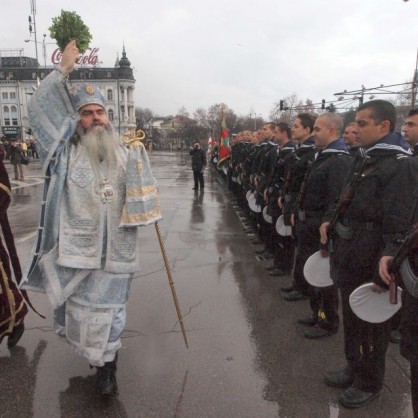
51, 47, 100, 66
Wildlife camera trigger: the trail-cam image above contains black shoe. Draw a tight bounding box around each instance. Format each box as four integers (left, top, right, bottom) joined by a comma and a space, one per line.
269, 269, 289, 277
250, 240, 262, 246
324, 366, 353, 389
338, 386, 380, 409
192, 187, 198, 190
389, 329, 401, 344
304, 326, 337, 339
96, 360, 118, 396
265, 265, 277, 271
297, 316, 317, 327
281, 283, 295, 293
7, 321, 25, 348
283, 291, 308, 302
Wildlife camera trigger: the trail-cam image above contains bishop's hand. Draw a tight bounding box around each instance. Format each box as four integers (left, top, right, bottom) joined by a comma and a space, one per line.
60, 40, 80, 75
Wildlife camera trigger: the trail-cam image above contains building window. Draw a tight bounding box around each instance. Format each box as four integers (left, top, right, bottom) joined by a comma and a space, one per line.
2, 92, 8, 100
10, 92, 16, 99
3, 106, 10, 126
0, 72, 4, 79
107, 89, 113, 101
32, 72, 37, 79
11, 106, 18, 126
107, 71, 112, 78
108, 109, 114, 121
7, 72, 13, 80
89, 71, 94, 79
80, 72, 85, 79
40, 72, 46, 79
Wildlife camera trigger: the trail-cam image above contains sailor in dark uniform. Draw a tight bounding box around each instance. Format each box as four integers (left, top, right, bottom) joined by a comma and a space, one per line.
379, 108, 418, 417
320, 100, 418, 409
265, 123, 296, 276
296, 113, 352, 339
281, 113, 317, 302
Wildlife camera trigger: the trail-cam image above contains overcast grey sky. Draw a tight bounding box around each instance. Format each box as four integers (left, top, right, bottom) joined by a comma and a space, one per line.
3, 0, 418, 118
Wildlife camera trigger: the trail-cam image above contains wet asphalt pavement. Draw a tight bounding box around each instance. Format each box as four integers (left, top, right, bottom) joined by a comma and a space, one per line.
0, 152, 414, 418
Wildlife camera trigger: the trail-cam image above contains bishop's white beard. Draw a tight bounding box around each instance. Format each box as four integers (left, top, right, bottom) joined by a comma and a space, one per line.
77, 124, 119, 168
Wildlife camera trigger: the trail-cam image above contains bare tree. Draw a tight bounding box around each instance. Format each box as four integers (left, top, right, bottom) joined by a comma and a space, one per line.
135, 107, 154, 129
193, 107, 209, 127
203, 104, 238, 139
270, 94, 303, 123
177, 106, 189, 117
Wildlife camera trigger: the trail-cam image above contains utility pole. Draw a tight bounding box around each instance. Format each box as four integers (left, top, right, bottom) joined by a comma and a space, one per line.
412, 48, 418, 109
28, 0, 39, 67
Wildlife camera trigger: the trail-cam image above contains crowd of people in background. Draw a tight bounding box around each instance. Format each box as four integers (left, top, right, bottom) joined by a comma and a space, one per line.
209, 102, 418, 415
0, 137, 39, 180
0, 137, 39, 161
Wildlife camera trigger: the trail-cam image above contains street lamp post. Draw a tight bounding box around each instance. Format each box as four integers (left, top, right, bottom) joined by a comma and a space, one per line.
249, 111, 258, 130
25, 36, 55, 68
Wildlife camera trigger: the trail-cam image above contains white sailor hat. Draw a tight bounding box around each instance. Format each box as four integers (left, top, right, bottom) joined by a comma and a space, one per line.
68, 83, 106, 111
349, 282, 402, 323
303, 251, 333, 287
275, 215, 292, 237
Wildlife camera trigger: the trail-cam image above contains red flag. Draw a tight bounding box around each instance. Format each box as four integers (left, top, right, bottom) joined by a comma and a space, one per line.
217, 114, 230, 168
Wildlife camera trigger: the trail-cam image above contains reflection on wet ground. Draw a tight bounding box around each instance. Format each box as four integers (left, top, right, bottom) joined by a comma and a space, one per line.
59, 375, 128, 418
0, 341, 47, 418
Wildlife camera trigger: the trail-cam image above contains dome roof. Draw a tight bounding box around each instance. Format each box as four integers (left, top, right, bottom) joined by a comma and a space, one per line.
119, 45, 131, 67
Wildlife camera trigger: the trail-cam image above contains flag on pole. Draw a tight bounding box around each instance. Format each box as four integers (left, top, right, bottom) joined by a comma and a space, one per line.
208, 134, 214, 151
217, 109, 231, 169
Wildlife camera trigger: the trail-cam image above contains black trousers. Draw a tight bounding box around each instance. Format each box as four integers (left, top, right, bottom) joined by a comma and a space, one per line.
411, 362, 418, 418
273, 232, 295, 273
193, 170, 204, 189
338, 280, 391, 392
294, 216, 339, 329
400, 291, 418, 417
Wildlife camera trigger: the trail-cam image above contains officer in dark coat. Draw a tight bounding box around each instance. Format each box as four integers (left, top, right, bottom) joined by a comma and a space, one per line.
320, 100, 418, 409
189, 143, 207, 190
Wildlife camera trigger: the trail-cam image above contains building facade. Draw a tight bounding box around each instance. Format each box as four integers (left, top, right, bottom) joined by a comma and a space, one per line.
0, 46, 136, 140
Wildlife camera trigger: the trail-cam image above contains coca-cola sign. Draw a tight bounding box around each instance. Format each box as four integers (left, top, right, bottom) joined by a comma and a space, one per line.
51, 48, 100, 66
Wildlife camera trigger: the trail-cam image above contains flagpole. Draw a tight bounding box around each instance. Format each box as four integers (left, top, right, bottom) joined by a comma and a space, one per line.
219, 103, 225, 147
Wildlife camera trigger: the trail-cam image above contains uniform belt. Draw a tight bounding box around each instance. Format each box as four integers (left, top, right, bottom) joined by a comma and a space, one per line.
335, 220, 378, 240
334, 221, 353, 240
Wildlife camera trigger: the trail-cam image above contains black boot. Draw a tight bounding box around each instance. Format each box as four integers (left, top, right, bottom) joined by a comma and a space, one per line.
96, 357, 118, 396
7, 321, 25, 348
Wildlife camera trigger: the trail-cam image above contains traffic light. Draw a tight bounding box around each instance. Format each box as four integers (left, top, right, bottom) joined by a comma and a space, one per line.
321, 99, 326, 110
279, 100, 284, 111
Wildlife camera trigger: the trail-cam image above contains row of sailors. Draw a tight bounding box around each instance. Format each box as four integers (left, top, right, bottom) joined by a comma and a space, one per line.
224, 102, 418, 413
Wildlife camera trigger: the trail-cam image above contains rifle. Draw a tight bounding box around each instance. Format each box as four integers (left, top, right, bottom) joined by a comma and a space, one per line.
327, 151, 370, 238
295, 157, 315, 219
283, 153, 296, 199
387, 222, 418, 304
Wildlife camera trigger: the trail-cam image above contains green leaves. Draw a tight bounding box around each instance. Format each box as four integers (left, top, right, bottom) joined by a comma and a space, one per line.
49, 10, 92, 54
